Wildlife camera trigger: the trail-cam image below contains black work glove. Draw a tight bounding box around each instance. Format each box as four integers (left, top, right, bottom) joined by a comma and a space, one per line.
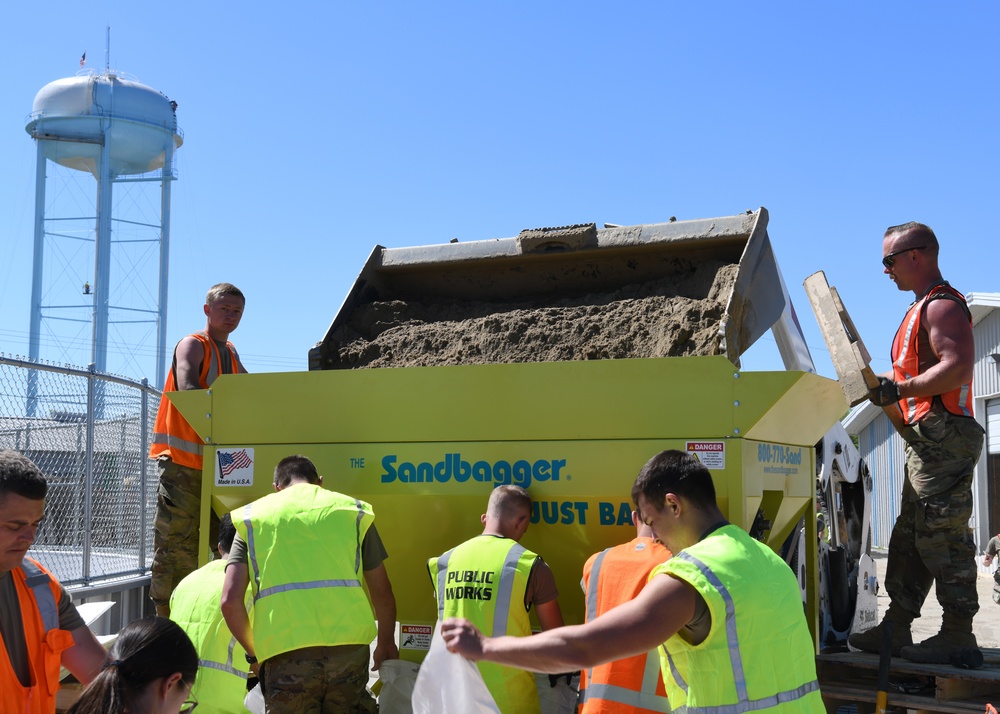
868, 377, 900, 407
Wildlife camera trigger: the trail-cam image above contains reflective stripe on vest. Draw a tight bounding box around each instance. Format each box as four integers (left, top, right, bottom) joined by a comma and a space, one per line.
582, 656, 668, 712
666, 551, 819, 714
891, 284, 974, 423
429, 536, 541, 714
169, 559, 251, 713
241, 500, 366, 603
234, 485, 377, 662
199, 633, 249, 680
581, 547, 670, 713
21, 560, 58, 633
149, 331, 243, 467
1, 558, 76, 714
434, 542, 527, 636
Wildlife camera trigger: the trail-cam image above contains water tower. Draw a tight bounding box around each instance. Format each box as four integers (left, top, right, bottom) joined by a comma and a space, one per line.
24, 68, 182, 413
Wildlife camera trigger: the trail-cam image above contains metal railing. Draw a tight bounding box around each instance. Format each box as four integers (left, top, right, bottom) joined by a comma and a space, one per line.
0, 354, 160, 593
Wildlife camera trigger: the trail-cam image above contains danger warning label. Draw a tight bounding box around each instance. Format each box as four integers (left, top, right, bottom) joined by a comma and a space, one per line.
400, 624, 432, 651
686, 441, 725, 469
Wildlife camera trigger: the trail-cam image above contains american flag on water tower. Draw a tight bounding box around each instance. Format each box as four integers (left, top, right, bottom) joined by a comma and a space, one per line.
79, 52, 86, 68
219, 449, 253, 476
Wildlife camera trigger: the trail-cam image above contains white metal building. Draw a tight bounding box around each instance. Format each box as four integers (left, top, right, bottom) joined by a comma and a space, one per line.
843, 292, 1000, 557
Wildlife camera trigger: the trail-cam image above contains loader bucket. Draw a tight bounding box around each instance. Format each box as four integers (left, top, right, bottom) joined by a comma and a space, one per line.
309, 207, 786, 371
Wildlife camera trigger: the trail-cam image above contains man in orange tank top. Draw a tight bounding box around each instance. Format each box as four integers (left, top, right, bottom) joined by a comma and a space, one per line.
849, 222, 984, 664
149, 283, 248, 617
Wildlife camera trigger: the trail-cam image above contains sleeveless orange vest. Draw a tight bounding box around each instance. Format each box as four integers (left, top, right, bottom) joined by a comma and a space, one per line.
149, 332, 243, 469
0, 558, 76, 714
580, 537, 671, 714
891, 283, 973, 424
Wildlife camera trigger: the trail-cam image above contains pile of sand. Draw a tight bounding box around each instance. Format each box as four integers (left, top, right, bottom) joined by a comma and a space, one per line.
327, 259, 738, 369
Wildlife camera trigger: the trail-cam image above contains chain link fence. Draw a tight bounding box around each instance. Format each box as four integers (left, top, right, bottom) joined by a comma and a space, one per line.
0, 355, 160, 593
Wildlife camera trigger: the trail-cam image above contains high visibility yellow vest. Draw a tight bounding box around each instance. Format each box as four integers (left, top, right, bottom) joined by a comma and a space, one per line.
234, 484, 377, 662
652, 525, 822, 714
429, 535, 541, 714
581, 537, 672, 714
170, 559, 250, 714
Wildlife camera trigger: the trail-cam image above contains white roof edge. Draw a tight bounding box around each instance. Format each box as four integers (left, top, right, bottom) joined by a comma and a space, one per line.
967, 292, 1000, 327
842, 401, 878, 434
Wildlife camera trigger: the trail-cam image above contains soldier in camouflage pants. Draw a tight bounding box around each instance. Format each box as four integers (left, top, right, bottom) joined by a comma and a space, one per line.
884, 408, 984, 625
150, 459, 220, 615
260, 645, 376, 713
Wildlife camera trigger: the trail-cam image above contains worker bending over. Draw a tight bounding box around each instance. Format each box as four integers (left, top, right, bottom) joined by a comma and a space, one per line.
222, 454, 397, 712
170, 512, 251, 713
429, 485, 564, 714
442, 450, 823, 714
579, 509, 671, 714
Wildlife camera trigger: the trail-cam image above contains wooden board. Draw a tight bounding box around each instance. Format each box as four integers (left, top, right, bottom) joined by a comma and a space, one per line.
803, 271, 908, 436
818, 649, 1000, 714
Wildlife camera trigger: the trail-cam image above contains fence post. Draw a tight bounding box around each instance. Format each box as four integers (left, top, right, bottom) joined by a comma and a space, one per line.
140, 378, 149, 571
83, 363, 96, 585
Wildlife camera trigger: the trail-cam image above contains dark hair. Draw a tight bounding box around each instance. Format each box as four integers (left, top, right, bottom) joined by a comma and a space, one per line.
218, 512, 236, 554
67, 617, 197, 714
273, 454, 321, 488
0, 450, 48, 504
631, 450, 717, 512
884, 221, 939, 254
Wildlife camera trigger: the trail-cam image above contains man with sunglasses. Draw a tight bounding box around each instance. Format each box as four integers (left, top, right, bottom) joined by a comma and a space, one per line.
849, 222, 984, 665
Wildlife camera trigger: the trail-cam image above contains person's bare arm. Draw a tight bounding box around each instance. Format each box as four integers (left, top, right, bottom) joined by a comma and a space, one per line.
174, 336, 207, 391
221, 562, 258, 675
232, 348, 249, 374
364, 563, 399, 669
535, 598, 564, 631
61, 625, 108, 684
442, 572, 696, 674
898, 299, 974, 399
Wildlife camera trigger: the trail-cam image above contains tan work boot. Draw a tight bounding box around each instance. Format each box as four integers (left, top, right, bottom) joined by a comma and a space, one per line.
899, 630, 979, 665
848, 620, 912, 656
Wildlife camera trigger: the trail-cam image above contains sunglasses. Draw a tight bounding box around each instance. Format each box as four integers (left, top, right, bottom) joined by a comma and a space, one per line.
882, 245, 926, 269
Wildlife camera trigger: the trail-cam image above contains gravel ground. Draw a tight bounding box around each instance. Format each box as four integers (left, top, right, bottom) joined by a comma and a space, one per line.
870, 549, 1000, 648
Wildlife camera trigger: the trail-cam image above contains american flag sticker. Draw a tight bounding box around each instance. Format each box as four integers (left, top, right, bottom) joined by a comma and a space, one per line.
215, 448, 255, 486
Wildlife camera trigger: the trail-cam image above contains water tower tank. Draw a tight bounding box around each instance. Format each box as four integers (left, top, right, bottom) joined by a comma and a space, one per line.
25, 72, 182, 178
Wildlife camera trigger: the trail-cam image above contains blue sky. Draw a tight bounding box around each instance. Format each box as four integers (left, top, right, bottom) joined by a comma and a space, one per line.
1, 3, 997, 384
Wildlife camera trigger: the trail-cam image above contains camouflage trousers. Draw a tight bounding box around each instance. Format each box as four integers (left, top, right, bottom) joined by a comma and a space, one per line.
261, 644, 376, 713
885, 408, 985, 621
150, 457, 219, 614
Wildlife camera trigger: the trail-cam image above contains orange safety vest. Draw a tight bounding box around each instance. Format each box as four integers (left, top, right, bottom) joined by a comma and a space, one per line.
0, 558, 76, 714
891, 282, 974, 425
580, 537, 672, 714
149, 332, 244, 469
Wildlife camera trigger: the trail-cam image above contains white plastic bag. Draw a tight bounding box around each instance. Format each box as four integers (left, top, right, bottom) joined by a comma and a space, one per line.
378, 659, 422, 714
411, 622, 500, 714
244, 682, 265, 714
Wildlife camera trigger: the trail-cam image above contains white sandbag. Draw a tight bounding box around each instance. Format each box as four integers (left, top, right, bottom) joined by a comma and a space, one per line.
244, 682, 265, 714
411, 622, 500, 714
378, 659, 422, 714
